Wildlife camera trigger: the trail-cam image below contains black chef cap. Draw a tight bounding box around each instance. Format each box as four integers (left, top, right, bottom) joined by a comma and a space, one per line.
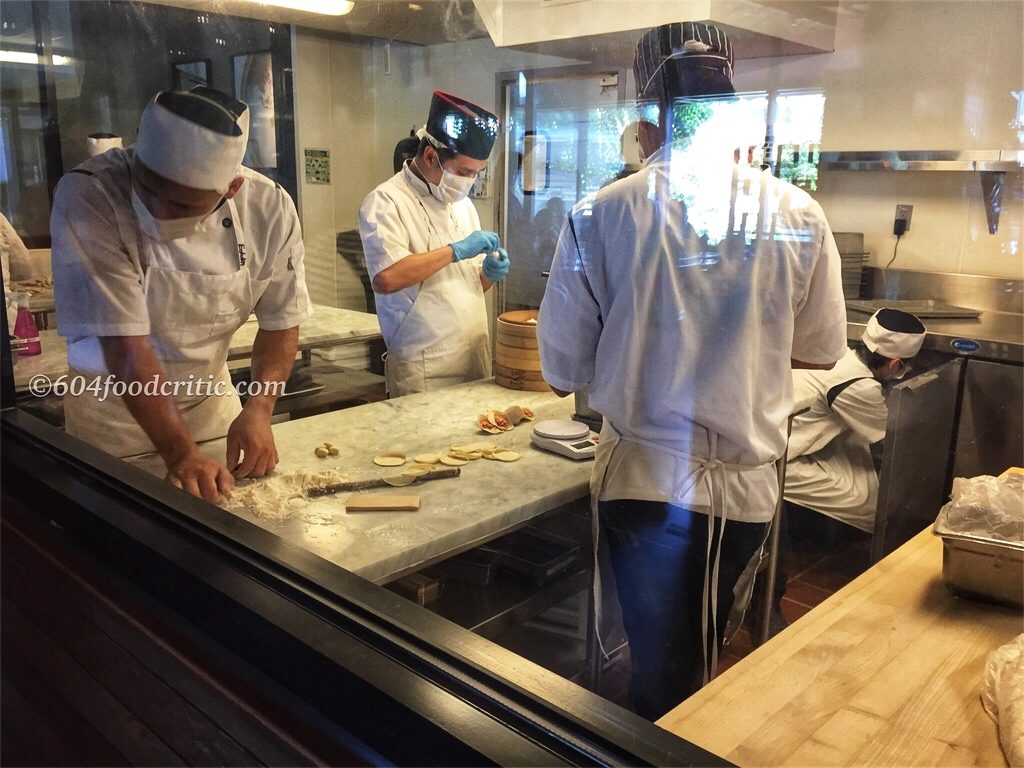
634, 21, 735, 104
423, 90, 499, 161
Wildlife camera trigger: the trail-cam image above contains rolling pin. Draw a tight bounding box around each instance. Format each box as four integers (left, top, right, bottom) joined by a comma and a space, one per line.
306, 467, 461, 498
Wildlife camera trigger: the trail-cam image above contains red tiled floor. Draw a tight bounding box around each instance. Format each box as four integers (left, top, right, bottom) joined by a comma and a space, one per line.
778, 596, 815, 625
783, 578, 834, 609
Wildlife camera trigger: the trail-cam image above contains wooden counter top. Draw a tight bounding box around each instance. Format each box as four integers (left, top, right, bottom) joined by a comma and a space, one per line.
658, 529, 1022, 767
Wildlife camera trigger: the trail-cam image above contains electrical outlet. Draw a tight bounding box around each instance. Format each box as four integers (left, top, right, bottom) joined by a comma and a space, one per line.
895, 204, 913, 231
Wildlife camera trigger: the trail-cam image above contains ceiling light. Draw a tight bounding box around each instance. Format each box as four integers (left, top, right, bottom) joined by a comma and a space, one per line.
408, 3, 423, 9
0, 50, 38, 64
0, 50, 74, 66
246, 0, 354, 15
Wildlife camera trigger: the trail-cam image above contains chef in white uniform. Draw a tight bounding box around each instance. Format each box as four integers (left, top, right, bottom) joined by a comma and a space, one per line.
359, 91, 509, 397
51, 87, 312, 502
785, 308, 927, 531
538, 22, 847, 719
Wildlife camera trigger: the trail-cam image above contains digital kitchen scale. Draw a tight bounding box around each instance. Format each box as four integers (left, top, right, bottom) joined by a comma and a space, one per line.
531, 419, 599, 461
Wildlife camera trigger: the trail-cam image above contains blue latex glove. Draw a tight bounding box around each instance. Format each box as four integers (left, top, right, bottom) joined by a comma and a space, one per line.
482, 248, 510, 283
451, 230, 500, 262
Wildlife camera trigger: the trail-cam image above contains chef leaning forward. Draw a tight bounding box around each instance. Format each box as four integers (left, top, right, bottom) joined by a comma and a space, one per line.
785, 308, 928, 531
51, 86, 312, 502
359, 90, 509, 397
538, 20, 849, 719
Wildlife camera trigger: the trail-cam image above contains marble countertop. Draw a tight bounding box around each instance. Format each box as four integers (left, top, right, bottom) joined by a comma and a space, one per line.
126, 381, 588, 584
12, 304, 381, 391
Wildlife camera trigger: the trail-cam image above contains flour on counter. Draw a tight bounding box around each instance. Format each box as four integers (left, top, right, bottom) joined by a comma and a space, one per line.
224, 469, 348, 520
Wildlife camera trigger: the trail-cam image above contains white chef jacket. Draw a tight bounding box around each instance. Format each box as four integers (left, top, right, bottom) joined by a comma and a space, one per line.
358, 162, 487, 378
785, 346, 888, 531
538, 142, 848, 523
52, 148, 312, 373
51, 148, 312, 457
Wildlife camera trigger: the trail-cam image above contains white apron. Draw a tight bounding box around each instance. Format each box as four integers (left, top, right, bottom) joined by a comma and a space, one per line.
65, 198, 261, 458
383, 192, 490, 397
589, 419, 773, 686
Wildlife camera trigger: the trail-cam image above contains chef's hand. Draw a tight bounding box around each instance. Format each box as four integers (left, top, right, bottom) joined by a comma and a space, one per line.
226, 406, 280, 479
165, 448, 235, 503
482, 248, 510, 282
451, 230, 500, 262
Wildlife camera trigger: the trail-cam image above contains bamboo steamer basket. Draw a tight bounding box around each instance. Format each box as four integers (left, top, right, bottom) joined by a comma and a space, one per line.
495, 374, 551, 392
494, 342, 542, 369
494, 363, 547, 382
495, 310, 549, 391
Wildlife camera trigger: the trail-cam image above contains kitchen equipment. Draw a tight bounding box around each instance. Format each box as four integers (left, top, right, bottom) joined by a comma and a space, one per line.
346, 494, 420, 512
530, 419, 598, 460
12, 294, 41, 356
933, 530, 1023, 607
846, 298, 981, 319
572, 386, 603, 432
307, 467, 460, 498
495, 309, 551, 393
479, 527, 580, 585
931, 470, 1023, 606
833, 232, 869, 299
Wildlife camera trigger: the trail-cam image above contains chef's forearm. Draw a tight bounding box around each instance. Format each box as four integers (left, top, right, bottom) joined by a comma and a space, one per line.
480, 270, 493, 292
372, 246, 455, 293
246, 326, 299, 415
99, 335, 196, 463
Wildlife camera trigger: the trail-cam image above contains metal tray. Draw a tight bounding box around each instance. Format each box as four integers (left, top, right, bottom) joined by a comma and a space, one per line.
932, 525, 1023, 607
846, 299, 981, 319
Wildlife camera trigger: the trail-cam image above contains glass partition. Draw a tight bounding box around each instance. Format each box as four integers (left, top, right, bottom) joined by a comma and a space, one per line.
1, 0, 1021, 756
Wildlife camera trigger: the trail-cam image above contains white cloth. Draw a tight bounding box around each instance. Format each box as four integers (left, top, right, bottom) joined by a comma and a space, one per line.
784, 347, 887, 531
51, 148, 312, 456
358, 161, 489, 396
538, 143, 848, 523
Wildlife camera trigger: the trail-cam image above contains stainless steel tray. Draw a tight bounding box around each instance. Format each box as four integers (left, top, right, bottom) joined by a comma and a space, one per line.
846, 298, 982, 319
932, 525, 1023, 607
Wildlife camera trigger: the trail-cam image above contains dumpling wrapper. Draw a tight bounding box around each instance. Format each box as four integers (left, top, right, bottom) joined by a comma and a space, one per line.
440, 455, 468, 466
402, 466, 431, 477
414, 453, 440, 464
373, 452, 407, 467
383, 474, 416, 486
492, 450, 521, 462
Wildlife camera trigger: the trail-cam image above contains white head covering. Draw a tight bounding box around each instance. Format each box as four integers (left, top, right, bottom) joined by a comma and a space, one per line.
862, 308, 927, 359
86, 133, 123, 157
134, 87, 249, 194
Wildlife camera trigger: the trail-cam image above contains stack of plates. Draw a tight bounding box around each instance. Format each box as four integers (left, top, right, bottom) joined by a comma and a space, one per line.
834, 232, 868, 299
495, 310, 551, 392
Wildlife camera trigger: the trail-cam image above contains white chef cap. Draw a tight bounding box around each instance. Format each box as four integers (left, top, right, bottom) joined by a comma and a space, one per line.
134, 87, 249, 194
862, 308, 927, 359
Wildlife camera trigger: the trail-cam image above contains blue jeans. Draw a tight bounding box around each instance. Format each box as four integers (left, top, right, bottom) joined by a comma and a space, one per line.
599, 500, 768, 720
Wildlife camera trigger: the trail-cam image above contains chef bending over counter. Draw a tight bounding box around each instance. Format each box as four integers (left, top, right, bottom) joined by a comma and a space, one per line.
50, 86, 312, 502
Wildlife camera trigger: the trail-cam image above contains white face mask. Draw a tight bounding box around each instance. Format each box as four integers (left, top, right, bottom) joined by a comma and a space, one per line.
131, 188, 215, 242
429, 155, 476, 204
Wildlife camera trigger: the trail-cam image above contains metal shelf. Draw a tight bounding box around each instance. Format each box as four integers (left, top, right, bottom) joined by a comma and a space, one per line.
818, 149, 1021, 172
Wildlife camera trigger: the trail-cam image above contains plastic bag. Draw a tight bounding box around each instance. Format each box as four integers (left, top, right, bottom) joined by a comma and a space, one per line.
982, 633, 1024, 767
934, 474, 1024, 544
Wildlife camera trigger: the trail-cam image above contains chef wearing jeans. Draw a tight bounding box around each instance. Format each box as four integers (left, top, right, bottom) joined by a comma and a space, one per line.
359, 90, 510, 397
538, 21, 847, 718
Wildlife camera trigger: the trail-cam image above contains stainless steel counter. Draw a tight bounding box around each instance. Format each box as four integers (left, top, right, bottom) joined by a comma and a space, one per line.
849, 268, 1024, 363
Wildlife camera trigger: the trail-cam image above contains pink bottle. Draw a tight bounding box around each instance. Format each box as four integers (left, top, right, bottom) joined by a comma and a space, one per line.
12, 293, 41, 356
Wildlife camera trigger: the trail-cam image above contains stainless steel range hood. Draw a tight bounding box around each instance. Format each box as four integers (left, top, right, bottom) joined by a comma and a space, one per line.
472, 0, 838, 63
